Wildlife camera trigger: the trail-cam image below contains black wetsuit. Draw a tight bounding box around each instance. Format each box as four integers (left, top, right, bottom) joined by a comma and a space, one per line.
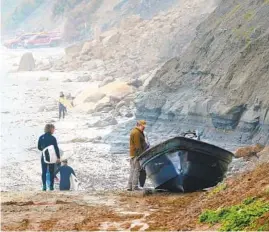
55, 165, 76, 190
38, 132, 60, 189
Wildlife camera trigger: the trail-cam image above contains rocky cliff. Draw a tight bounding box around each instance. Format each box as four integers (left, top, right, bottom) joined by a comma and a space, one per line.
137, 0, 269, 146
106, 0, 269, 153
2, 0, 179, 38
50, 0, 217, 79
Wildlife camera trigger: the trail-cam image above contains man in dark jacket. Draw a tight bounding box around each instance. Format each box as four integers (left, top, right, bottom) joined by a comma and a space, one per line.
127, 120, 147, 191
54, 159, 76, 191
38, 124, 60, 191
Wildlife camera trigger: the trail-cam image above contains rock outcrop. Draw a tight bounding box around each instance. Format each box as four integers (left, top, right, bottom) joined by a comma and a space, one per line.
65, 43, 83, 59
47, 0, 217, 83
88, 116, 118, 127
105, 0, 269, 153
99, 76, 114, 87
74, 81, 133, 114
136, 0, 269, 146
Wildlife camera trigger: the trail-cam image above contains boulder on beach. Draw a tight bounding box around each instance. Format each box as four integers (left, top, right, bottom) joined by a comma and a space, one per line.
85, 92, 106, 103
95, 103, 113, 113
99, 76, 114, 87
65, 43, 83, 57
77, 75, 91, 82
74, 85, 98, 106
101, 81, 133, 100
73, 81, 133, 114
77, 96, 112, 114
102, 32, 121, 47
75, 102, 96, 113
82, 59, 104, 70
89, 116, 118, 127
90, 96, 113, 113
80, 55, 91, 61
74, 81, 133, 106
128, 79, 143, 88
18, 52, 35, 71
80, 41, 92, 55
118, 105, 133, 118
99, 29, 119, 42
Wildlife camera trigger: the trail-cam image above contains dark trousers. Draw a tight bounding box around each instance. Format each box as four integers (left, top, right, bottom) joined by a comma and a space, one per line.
41, 159, 55, 188
59, 104, 65, 119
139, 169, 146, 187
60, 185, 70, 191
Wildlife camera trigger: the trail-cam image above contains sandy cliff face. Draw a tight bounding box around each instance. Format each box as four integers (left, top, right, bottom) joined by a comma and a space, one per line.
56, 0, 217, 81
134, 0, 269, 149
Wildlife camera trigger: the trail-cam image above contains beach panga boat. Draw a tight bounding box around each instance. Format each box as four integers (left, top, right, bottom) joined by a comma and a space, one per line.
138, 137, 233, 192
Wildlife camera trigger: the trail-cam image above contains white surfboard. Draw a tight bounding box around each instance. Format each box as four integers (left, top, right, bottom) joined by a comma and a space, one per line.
42, 145, 58, 164
70, 174, 81, 191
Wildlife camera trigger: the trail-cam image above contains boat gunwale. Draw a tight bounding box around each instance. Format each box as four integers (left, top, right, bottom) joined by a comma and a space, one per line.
138, 137, 234, 166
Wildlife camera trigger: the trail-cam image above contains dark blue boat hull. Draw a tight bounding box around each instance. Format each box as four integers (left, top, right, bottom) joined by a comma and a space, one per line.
138, 137, 233, 192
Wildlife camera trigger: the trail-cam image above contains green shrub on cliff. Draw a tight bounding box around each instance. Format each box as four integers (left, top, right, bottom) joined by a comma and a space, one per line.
199, 197, 269, 231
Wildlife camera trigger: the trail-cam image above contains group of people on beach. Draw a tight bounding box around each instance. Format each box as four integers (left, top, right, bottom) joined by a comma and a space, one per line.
38, 124, 76, 191
38, 93, 149, 191
37, 92, 75, 191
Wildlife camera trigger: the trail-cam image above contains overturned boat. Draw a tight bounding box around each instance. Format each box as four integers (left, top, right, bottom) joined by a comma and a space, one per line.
138, 137, 233, 192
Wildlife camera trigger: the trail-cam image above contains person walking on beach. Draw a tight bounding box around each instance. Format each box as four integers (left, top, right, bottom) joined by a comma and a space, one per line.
59, 92, 66, 120
127, 120, 148, 191
54, 159, 76, 191
58, 92, 72, 120
38, 124, 60, 191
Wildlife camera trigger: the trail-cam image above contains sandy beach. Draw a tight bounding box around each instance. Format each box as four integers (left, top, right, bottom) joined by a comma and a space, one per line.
0, 47, 133, 191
